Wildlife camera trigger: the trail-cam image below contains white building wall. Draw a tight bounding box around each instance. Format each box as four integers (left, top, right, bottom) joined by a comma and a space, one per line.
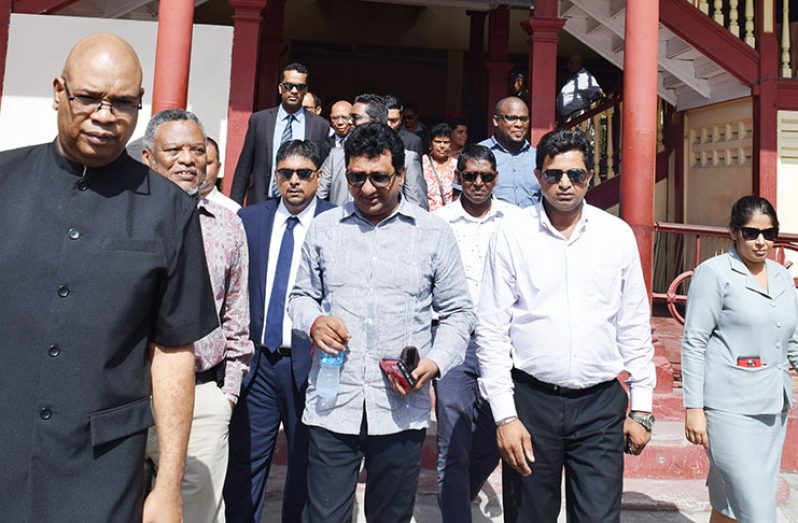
0, 14, 232, 171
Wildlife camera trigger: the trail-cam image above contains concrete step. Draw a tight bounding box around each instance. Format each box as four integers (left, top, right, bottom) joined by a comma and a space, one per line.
624, 420, 708, 479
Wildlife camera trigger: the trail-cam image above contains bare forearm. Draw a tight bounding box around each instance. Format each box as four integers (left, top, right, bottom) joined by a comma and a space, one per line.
149, 342, 195, 491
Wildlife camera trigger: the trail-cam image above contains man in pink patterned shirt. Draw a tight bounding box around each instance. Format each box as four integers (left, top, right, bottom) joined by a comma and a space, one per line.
141, 109, 254, 522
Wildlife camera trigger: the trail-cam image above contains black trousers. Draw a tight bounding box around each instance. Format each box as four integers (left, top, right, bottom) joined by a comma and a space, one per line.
503, 371, 627, 523
306, 413, 426, 523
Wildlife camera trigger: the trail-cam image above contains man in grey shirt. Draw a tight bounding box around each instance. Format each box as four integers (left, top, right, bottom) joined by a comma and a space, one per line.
289, 123, 475, 523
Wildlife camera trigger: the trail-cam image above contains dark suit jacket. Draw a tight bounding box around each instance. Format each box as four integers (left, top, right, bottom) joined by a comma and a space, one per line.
238, 197, 336, 388
398, 128, 424, 157
230, 107, 331, 205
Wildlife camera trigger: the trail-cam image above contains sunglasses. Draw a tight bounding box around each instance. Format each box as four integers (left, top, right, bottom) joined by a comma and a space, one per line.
346, 170, 398, 188
280, 82, 308, 92
540, 168, 590, 185
739, 226, 779, 241
497, 114, 530, 123
460, 171, 497, 183
276, 168, 316, 181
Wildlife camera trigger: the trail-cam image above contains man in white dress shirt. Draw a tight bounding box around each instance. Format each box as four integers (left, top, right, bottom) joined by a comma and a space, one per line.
200, 138, 241, 214
433, 144, 518, 522
476, 128, 656, 522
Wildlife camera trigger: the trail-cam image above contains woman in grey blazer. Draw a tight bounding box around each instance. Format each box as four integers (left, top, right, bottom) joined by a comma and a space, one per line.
682, 196, 798, 523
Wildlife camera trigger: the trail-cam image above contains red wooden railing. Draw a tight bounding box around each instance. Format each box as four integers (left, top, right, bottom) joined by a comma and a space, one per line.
653, 222, 798, 324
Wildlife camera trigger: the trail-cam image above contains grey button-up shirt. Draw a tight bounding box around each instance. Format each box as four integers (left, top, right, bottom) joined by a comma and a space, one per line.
478, 136, 540, 208
288, 198, 475, 435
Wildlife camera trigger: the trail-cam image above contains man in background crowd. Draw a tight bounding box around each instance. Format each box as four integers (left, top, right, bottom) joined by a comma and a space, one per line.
199, 137, 241, 213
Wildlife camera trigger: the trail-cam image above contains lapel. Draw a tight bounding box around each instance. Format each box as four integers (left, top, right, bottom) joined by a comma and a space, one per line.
257, 199, 279, 309
264, 107, 279, 148
728, 249, 782, 298
767, 260, 788, 299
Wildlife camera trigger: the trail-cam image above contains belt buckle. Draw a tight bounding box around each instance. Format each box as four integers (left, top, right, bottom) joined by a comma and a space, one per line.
552, 384, 560, 393
277, 346, 291, 356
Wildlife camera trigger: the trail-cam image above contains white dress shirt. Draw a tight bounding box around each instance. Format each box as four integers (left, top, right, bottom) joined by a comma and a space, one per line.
434, 197, 520, 309
206, 186, 242, 214
261, 198, 317, 347
476, 201, 655, 422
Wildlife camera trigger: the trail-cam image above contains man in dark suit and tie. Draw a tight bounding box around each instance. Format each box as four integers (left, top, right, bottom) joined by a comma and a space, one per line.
230, 63, 331, 205
224, 140, 335, 522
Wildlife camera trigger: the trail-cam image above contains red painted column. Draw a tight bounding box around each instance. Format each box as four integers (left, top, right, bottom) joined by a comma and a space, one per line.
256, 0, 285, 110
753, 0, 779, 205
223, 0, 269, 195
485, 5, 513, 134
151, 0, 195, 114
0, 0, 11, 113
621, 0, 659, 296
522, 9, 564, 146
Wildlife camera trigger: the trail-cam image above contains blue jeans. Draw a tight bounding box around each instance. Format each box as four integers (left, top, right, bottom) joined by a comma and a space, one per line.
433, 337, 500, 523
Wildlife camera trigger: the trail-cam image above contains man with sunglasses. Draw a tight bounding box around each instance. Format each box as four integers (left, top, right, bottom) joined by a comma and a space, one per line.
478, 97, 540, 208
289, 123, 475, 522
225, 140, 335, 522
0, 35, 219, 522
477, 129, 656, 522
432, 144, 519, 522
317, 93, 427, 209
230, 63, 331, 205
141, 109, 254, 523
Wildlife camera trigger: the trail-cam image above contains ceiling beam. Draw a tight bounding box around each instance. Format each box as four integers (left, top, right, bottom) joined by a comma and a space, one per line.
12, 0, 80, 14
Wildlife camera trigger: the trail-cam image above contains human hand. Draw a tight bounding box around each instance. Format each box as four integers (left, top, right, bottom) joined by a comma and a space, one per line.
388, 358, 439, 396
496, 419, 534, 476
142, 486, 182, 523
623, 415, 652, 455
310, 315, 350, 354
685, 408, 709, 449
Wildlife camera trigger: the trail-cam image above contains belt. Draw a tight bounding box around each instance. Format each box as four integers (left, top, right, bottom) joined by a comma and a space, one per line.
196, 362, 225, 387
511, 369, 615, 397
262, 345, 292, 356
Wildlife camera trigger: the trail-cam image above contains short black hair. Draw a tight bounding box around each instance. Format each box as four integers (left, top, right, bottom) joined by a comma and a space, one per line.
534, 128, 594, 172
430, 123, 452, 139
276, 139, 322, 170
384, 95, 403, 112
729, 196, 779, 231
447, 117, 467, 130
206, 137, 219, 155
353, 93, 388, 124
404, 103, 419, 114
282, 62, 309, 81
457, 144, 496, 172
344, 123, 405, 172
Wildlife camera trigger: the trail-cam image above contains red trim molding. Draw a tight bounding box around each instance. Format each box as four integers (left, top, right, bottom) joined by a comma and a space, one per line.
659, 0, 759, 85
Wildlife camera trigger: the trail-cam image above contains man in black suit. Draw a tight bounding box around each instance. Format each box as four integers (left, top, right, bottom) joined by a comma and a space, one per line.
224, 140, 335, 522
386, 95, 424, 156
230, 63, 331, 205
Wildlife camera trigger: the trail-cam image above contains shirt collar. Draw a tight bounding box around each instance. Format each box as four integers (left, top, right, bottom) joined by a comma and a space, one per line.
341, 195, 418, 226
486, 135, 531, 155
534, 199, 589, 240
447, 197, 507, 224
197, 196, 218, 218
277, 105, 305, 123
276, 196, 317, 228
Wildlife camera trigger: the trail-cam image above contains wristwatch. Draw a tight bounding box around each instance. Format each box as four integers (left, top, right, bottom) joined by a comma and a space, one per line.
628, 411, 655, 431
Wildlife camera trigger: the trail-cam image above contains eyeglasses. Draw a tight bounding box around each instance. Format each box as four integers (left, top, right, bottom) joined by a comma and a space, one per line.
459, 171, 497, 184
276, 168, 316, 181
497, 114, 530, 124
62, 80, 141, 116
280, 82, 308, 92
540, 168, 590, 185
739, 226, 779, 241
346, 170, 398, 188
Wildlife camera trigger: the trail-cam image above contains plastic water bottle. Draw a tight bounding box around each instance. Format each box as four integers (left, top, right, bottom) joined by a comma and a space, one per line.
316, 350, 345, 398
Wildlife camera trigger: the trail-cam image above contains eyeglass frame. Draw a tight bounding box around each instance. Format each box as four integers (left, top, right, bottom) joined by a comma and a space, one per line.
275, 167, 318, 181
738, 226, 779, 242
61, 79, 142, 116
345, 170, 400, 188
539, 168, 591, 185
458, 171, 497, 184
496, 114, 530, 124
280, 82, 308, 92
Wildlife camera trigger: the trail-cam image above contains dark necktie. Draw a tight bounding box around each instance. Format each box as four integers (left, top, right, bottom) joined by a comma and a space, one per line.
270, 114, 295, 197
263, 216, 299, 351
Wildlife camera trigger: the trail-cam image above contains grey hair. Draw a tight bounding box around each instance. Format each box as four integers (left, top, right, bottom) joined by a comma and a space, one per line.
142, 109, 205, 150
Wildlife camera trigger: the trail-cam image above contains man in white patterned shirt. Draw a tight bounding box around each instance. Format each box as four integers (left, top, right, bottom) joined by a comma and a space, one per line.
433, 144, 519, 522
477, 129, 655, 523
142, 109, 253, 522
